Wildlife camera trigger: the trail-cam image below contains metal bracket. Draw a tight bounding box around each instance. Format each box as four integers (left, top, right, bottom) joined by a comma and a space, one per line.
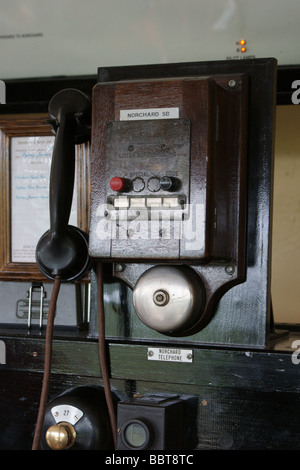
27, 282, 45, 329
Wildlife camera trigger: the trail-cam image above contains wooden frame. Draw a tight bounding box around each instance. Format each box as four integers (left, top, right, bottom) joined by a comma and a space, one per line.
0, 113, 90, 281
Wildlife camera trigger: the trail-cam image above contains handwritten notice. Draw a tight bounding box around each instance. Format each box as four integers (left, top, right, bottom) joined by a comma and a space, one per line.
10, 136, 77, 263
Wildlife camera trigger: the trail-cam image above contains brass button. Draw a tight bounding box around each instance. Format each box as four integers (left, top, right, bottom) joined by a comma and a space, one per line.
45, 422, 76, 450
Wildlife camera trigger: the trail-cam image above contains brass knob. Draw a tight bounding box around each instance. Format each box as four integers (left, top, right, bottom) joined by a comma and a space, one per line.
45, 422, 76, 450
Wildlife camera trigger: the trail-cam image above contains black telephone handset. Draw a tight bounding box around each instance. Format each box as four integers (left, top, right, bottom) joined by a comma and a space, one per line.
36, 89, 91, 282
33, 89, 97, 450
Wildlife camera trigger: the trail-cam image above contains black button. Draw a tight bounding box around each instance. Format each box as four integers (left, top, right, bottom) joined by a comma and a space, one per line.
160, 176, 173, 191
160, 176, 180, 191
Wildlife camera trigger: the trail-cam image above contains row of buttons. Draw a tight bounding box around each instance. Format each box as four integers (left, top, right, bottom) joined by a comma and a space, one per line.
112, 196, 184, 209
110, 176, 180, 193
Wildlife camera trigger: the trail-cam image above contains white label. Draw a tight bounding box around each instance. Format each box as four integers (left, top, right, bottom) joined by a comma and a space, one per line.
10, 136, 77, 263
120, 107, 179, 121
147, 347, 193, 363
0, 341, 6, 364
51, 404, 84, 425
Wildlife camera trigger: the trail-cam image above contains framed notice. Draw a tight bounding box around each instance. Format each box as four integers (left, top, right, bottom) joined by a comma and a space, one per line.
0, 114, 89, 281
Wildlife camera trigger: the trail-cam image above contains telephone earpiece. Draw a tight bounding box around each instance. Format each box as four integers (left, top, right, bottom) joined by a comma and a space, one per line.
36, 89, 91, 282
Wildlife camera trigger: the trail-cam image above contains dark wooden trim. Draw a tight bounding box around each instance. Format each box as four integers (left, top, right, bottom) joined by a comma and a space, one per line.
277, 64, 300, 105
0, 75, 97, 114
0, 332, 299, 393
0, 65, 299, 114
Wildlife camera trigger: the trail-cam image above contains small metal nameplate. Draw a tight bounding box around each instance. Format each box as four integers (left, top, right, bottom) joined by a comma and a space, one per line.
147, 347, 193, 363
120, 107, 179, 121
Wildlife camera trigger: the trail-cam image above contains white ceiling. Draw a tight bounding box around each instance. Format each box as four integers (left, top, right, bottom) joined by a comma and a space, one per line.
0, 0, 299, 79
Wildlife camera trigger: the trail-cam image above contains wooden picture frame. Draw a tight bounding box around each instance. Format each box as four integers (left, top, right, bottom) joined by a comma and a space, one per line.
0, 113, 90, 281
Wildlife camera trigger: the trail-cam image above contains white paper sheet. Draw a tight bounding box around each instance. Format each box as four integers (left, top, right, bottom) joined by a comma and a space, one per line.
10, 135, 77, 263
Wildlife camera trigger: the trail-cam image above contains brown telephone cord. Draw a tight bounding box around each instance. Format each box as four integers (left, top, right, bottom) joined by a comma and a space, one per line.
31, 263, 117, 450
32, 275, 61, 450
96, 261, 117, 449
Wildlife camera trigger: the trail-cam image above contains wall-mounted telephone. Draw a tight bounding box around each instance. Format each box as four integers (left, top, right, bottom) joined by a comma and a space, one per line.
33, 58, 278, 450
89, 71, 248, 336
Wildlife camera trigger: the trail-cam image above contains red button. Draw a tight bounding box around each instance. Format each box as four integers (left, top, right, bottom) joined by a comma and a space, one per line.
110, 177, 127, 192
